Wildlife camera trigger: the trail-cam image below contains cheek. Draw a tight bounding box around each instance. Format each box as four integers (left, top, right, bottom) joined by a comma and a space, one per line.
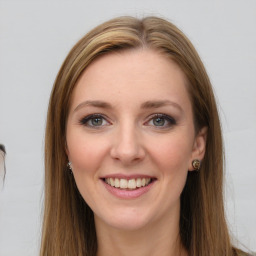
67, 131, 108, 173
148, 133, 193, 174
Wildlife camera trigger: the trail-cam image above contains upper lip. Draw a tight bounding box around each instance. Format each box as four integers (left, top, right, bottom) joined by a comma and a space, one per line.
101, 174, 156, 179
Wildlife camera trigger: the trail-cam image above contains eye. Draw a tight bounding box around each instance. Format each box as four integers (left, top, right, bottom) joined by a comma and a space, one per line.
146, 114, 176, 129
79, 114, 110, 128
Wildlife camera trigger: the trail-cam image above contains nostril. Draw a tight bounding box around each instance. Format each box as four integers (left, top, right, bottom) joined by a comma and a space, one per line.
110, 148, 145, 164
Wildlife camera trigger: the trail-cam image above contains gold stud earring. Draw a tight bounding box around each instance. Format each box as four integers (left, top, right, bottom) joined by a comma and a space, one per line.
192, 159, 201, 171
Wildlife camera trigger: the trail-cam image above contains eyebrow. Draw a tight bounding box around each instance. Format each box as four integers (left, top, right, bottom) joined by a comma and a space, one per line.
141, 100, 183, 112
74, 100, 183, 112
74, 100, 113, 112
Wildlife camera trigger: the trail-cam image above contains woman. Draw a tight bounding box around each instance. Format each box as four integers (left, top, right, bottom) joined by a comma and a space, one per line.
40, 16, 252, 256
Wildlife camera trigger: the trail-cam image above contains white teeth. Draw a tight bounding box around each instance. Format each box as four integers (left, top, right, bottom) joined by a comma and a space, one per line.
105, 177, 152, 189
120, 179, 128, 189
128, 179, 136, 189
110, 178, 115, 186
136, 178, 142, 187
114, 178, 119, 188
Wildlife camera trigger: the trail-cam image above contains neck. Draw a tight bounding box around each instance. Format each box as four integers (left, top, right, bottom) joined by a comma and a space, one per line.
95, 213, 188, 256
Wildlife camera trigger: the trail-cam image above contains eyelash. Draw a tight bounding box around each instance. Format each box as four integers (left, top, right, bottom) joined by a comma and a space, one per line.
79, 114, 110, 128
145, 114, 176, 129
79, 113, 176, 129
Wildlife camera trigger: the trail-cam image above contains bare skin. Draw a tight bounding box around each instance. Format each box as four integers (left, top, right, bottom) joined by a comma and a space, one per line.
95, 201, 188, 256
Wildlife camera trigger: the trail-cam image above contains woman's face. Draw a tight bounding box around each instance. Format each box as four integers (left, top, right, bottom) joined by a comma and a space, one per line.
66, 49, 206, 231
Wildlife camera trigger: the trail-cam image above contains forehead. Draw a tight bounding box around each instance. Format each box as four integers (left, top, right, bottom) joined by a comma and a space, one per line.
70, 49, 191, 111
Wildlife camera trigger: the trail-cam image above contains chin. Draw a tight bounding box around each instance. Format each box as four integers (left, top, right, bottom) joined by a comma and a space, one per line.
95, 209, 153, 232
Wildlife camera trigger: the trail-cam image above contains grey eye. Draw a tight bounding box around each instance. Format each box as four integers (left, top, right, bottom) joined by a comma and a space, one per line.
146, 114, 176, 129
79, 114, 110, 128
91, 117, 103, 126
153, 117, 166, 126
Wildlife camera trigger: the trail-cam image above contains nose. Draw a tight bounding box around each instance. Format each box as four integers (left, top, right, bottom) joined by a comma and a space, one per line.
110, 123, 146, 165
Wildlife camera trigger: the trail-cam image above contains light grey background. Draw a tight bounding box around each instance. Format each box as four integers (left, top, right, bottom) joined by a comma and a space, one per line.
0, 1, 255, 255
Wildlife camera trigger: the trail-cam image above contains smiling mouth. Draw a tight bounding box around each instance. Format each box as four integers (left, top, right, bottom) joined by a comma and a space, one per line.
103, 177, 154, 190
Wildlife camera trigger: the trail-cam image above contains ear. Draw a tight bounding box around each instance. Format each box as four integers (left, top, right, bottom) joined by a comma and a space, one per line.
188, 126, 208, 171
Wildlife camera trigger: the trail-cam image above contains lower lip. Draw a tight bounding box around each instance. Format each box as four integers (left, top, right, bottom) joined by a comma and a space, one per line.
102, 180, 156, 199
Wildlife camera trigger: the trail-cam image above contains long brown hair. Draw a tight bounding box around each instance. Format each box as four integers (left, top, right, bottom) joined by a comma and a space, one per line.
41, 16, 245, 256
